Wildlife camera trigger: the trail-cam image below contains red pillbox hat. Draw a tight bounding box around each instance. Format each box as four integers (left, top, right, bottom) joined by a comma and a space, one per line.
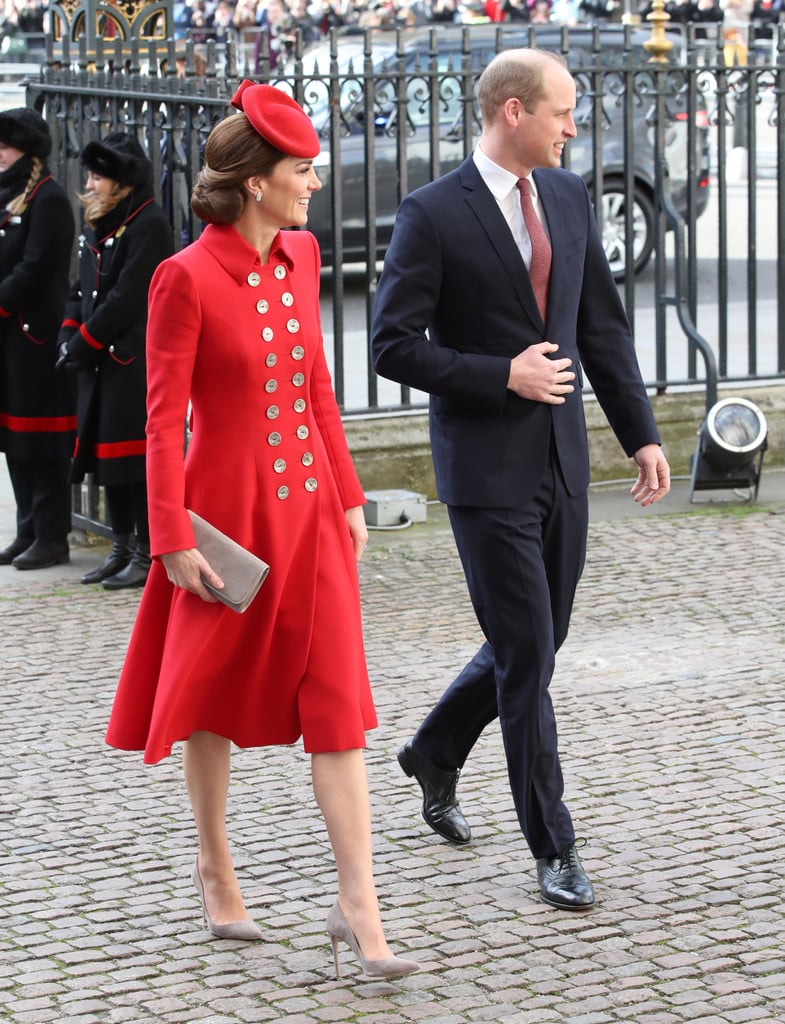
230, 80, 320, 159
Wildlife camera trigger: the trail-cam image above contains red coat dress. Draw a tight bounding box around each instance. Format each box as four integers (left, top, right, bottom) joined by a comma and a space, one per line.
105, 224, 377, 764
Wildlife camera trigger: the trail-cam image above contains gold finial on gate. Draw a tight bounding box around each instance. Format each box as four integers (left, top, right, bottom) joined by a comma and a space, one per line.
643, 0, 674, 63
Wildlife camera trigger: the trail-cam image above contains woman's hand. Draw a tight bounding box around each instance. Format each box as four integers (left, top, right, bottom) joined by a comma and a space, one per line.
345, 505, 369, 562
160, 548, 224, 602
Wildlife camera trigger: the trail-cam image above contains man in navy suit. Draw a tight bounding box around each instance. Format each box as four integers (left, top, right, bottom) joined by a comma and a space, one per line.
371, 48, 670, 910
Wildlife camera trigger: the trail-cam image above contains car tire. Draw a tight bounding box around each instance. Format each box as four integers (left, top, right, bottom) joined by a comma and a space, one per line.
599, 180, 655, 282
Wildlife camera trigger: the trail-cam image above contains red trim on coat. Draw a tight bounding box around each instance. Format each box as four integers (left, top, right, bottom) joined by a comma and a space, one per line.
61, 318, 80, 330
0, 306, 9, 318
93, 439, 147, 459
80, 324, 103, 350
24, 174, 53, 202
0, 412, 77, 433
97, 197, 155, 245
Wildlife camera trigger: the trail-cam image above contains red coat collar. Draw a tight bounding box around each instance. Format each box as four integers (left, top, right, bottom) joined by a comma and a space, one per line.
199, 223, 296, 285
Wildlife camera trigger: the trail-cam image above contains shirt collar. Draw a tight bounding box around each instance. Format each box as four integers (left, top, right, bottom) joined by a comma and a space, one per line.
473, 145, 539, 202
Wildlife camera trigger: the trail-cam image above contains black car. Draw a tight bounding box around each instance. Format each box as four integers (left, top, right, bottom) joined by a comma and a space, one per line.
284, 24, 710, 279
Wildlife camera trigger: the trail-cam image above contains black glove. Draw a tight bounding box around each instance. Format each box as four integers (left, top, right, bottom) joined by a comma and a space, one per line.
55, 340, 79, 371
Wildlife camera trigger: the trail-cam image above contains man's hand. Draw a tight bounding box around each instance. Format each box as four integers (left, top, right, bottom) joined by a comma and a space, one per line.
508, 341, 575, 404
631, 444, 671, 506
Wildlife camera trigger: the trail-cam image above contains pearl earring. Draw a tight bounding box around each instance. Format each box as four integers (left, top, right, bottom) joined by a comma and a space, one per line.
255, 190, 262, 202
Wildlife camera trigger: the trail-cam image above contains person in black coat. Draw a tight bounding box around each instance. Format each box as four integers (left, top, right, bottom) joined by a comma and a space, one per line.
0, 108, 76, 570
57, 133, 173, 589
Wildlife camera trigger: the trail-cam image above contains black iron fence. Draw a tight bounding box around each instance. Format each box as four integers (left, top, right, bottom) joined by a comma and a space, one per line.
26, 22, 785, 412
18, 21, 785, 525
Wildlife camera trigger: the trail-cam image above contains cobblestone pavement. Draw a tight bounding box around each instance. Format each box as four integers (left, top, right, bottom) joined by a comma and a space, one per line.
2, 475, 784, 1024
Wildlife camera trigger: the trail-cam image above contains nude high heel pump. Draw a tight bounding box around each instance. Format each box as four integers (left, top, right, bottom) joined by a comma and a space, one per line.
326, 902, 420, 980
191, 859, 264, 941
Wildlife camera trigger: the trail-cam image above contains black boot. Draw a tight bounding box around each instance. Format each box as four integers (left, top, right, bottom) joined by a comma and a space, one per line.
11, 539, 70, 570
102, 539, 151, 590
81, 535, 132, 584
0, 536, 33, 565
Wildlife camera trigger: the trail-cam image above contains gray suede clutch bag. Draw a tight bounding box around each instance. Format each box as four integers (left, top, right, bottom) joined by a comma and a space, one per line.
187, 511, 270, 614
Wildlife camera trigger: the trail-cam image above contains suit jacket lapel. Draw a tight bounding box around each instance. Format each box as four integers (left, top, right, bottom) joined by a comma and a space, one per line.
458, 158, 544, 332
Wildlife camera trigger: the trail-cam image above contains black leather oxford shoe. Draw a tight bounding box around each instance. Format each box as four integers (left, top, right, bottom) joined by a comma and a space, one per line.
537, 841, 595, 911
397, 741, 471, 845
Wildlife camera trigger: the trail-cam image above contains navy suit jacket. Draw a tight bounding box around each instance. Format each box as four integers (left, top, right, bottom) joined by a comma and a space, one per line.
371, 156, 661, 508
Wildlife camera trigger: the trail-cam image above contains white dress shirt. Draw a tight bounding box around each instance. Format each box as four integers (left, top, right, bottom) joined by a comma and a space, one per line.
473, 145, 551, 271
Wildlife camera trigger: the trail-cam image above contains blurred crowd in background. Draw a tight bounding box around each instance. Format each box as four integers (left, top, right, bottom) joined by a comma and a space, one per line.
1, 0, 782, 66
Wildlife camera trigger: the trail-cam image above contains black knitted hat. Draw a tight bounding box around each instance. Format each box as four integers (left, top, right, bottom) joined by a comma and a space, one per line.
0, 107, 52, 159
81, 132, 151, 188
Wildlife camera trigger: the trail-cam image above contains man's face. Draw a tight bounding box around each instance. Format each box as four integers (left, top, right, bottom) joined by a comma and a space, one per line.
516, 63, 577, 172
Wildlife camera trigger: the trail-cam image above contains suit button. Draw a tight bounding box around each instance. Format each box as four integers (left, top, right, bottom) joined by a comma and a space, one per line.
266, 405, 279, 420
292, 372, 305, 386
286, 318, 300, 334
296, 425, 309, 440
274, 265, 287, 280
265, 379, 278, 393
267, 431, 282, 446
266, 353, 277, 367
291, 345, 304, 360
277, 485, 289, 499
301, 452, 314, 467
273, 458, 286, 473
247, 272, 261, 287
304, 478, 318, 492
293, 398, 306, 413
282, 291, 294, 306
262, 327, 274, 342
256, 298, 269, 314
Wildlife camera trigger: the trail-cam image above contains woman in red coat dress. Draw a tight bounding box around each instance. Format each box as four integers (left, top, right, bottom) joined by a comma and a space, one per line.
105, 82, 419, 981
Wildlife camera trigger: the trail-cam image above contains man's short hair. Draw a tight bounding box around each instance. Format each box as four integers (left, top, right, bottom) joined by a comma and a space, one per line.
478, 48, 569, 123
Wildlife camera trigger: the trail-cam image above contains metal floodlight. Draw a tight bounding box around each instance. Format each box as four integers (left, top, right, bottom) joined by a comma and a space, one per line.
688, 397, 768, 502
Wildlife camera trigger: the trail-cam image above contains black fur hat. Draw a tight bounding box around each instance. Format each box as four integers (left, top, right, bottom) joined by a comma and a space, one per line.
81, 132, 151, 188
0, 107, 52, 159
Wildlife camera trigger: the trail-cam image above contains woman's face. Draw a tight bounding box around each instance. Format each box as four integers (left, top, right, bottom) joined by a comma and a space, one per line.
0, 143, 25, 172
84, 169, 116, 198
255, 156, 322, 229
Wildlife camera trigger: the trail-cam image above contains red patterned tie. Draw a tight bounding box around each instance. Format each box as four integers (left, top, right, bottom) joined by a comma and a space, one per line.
517, 177, 551, 321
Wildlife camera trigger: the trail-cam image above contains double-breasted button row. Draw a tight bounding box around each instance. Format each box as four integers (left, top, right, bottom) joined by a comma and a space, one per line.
272, 453, 314, 473
249, 262, 319, 500
264, 394, 308, 414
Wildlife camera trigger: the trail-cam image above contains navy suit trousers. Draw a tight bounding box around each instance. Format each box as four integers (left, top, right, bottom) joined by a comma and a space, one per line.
413, 449, 588, 860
